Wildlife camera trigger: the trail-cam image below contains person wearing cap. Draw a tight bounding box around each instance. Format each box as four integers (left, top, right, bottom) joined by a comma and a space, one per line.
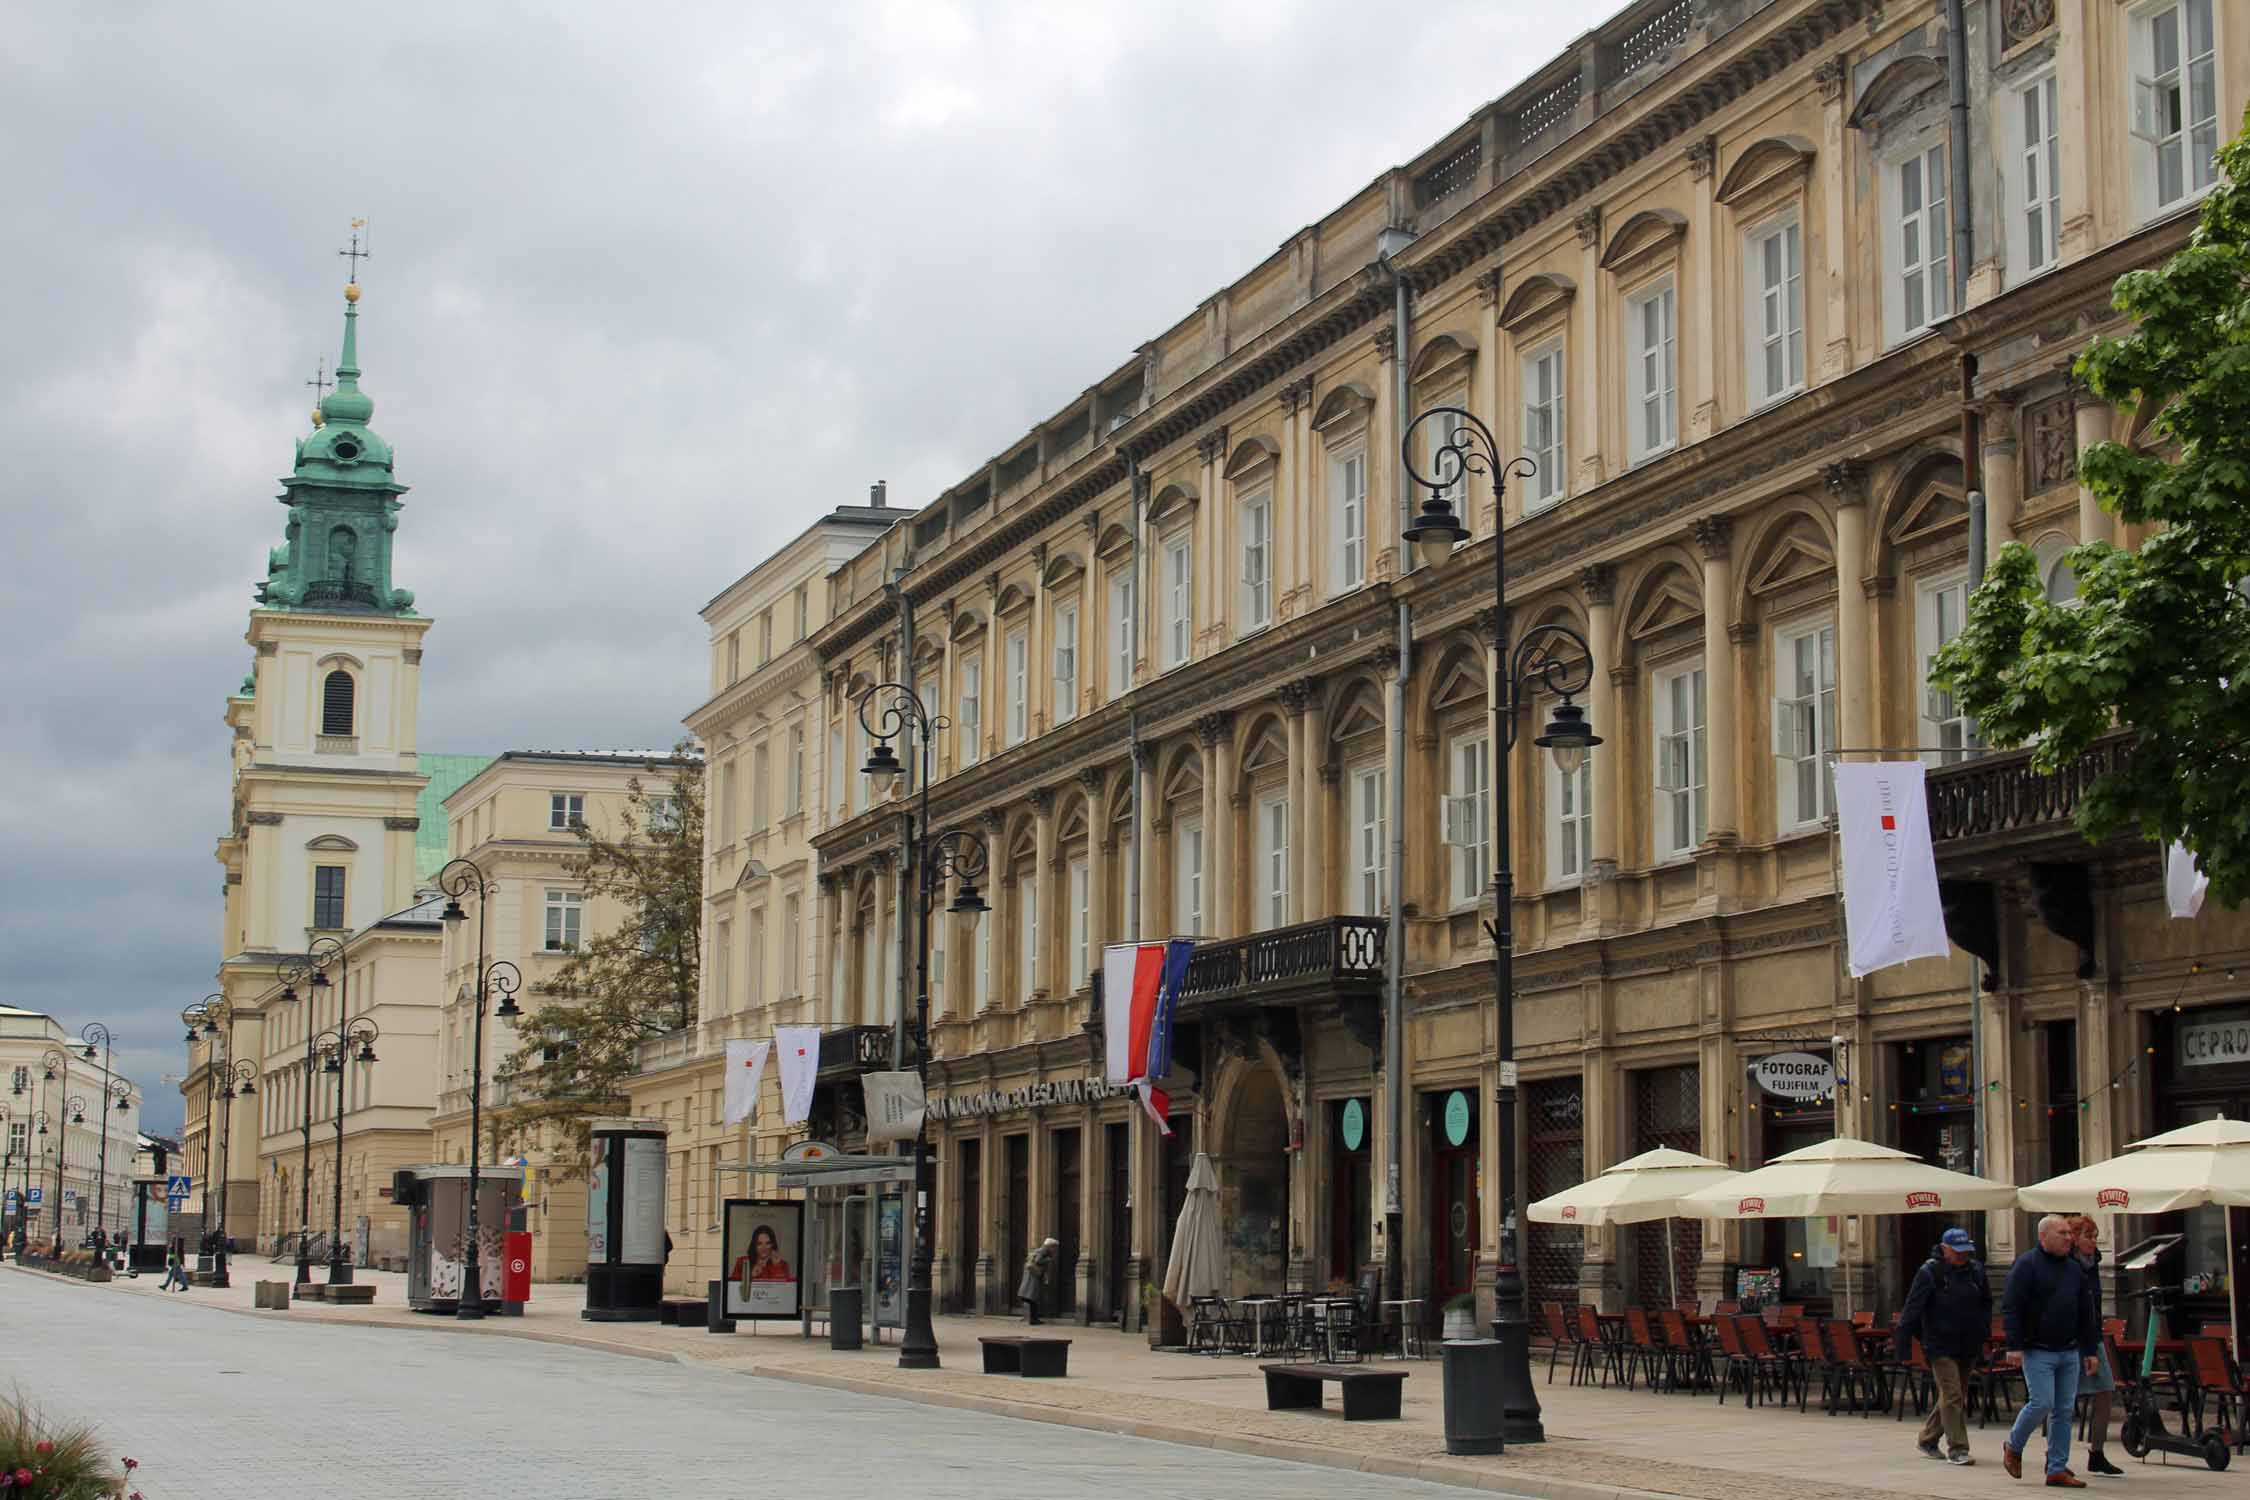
1896, 1225, 1992, 1466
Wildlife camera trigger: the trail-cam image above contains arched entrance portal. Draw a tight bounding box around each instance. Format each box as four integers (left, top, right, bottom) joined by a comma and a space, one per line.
1217, 1061, 1290, 1295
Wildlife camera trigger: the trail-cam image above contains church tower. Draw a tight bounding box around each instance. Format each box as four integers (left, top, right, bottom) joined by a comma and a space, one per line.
201, 273, 433, 1249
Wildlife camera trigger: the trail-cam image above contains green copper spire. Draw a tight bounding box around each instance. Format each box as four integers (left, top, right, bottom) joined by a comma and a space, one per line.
256, 279, 415, 615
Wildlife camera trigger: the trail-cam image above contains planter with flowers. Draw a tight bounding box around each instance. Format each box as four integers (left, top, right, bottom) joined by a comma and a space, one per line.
1, 1395, 145, 1499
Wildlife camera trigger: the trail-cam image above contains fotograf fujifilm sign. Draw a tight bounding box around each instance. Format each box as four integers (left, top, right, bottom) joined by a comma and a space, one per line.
1751, 1052, 1835, 1102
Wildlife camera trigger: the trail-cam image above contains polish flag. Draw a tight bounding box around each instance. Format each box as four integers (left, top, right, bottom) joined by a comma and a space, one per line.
1102, 939, 1195, 1135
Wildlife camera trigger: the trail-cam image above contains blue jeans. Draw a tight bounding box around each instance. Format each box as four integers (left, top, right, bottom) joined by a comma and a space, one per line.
2009, 1349, 2084, 1475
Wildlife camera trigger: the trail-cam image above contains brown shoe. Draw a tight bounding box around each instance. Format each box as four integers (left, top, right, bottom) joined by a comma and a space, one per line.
2046, 1472, 2086, 1488
2004, 1444, 2023, 1479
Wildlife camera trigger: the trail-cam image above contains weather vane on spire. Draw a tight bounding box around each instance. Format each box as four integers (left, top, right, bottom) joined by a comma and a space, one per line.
339, 217, 371, 284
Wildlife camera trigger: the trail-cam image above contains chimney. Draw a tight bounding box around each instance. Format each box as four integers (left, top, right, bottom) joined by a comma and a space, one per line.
870, 480, 887, 509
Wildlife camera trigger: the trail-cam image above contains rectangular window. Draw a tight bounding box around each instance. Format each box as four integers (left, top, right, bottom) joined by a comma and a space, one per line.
1351, 765, 1387, 917
751, 744, 771, 830
1107, 572, 1135, 698
549, 792, 584, 831
1173, 818, 1204, 935
1918, 575, 1972, 765
959, 658, 983, 767
1548, 752, 1593, 886
1891, 143, 1951, 341
1017, 874, 1038, 1004
758, 611, 773, 664
2018, 75, 2062, 275
974, 908, 992, 1012
782, 893, 802, 994
1162, 535, 1193, 670
786, 725, 806, 814
1333, 447, 1368, 590
1522, 342, 1567, 508
543, 889, 583, 952
1052, 603, 1078, 724
726, 631, 741, 687
713, 918, 733, 1013
1254, 792, 1290, 929
1424, 401, 1469, 526
930, 905, 948, 1014
827, 725, 844, 816
1774, 622, 1838, 829
720, 762, 738, 844
313, 865, 346, 930
748, 907, 767, 1008
647, 795, 679, 833
850, 721, 868, 814
1240, 490, 1273, 629
1653, 662, 1708, 859
1748, 218, 1804, 406
1626, 282, 1677, 463
1005, 626, 1029, 745
1066, 857, 1091, 989
917, 674, 941, 768
2133, 0, 2219, 214
793, 584, 809, 641
1446, 734, 1491, 906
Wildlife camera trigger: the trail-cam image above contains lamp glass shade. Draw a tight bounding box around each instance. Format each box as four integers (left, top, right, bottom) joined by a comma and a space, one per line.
442, 899, 466, 924
863, 741, 903, 782
495, 996, 523, 1019
948, 880, 988, 915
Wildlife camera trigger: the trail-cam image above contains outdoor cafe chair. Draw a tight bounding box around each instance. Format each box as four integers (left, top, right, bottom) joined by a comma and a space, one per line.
1541, 1301, 1581, 1385
1577, 1304, 1627, 1388
1660, 1307, 1713, 1392
1711, 1309, 1757, 1405
1823, 1320, 1889, 1417
2185, 1336, 2246, 1451
1735, 1314, 1804, 1408
1324, 1297, 1365, 1364
1885, 1335, 1934, 1422
1623, 1306, 1667, 1391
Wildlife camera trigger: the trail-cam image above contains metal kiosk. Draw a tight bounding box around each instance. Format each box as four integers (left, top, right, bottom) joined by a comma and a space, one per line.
395, 1165, 522, 1314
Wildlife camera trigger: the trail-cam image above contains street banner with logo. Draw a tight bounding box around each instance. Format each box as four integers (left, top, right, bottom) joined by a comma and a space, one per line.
722, 1039, 771, 1127
862, 1069, 926, 1144
774, 1026, 820, 1125
1833, 761, 1948, 977
2167, 841, 2210, 920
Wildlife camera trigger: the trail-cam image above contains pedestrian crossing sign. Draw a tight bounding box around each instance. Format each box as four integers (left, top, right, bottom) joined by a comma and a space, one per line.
166, 1174, 192, 1196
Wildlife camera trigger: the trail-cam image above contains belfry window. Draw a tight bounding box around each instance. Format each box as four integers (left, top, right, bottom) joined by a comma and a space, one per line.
321, 671, 355, 737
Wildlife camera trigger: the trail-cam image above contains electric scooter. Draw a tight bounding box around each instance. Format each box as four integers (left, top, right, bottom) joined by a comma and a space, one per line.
2115, 1237, 2233, 1472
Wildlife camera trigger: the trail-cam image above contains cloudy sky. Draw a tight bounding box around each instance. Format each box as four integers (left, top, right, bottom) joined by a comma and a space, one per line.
2, 2, 1593, 1132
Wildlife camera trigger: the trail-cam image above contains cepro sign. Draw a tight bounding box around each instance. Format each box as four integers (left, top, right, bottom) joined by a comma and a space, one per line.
1751, 1052, 1835, 1102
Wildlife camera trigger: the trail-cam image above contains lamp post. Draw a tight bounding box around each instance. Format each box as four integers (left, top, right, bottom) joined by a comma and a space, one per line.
183, 994, 242, 1282
1402, 405, 1601, 1446
37, 1048, 70, 1255
279, 938, 343, 1284
56, 1095, 86, 1253
859, 680, 991, 1370
210, 1057, 256, 1287
79, 1023, 122, 1246
19, 1111, 48, 1259
316, 1016, 379, 1284
438, 858, 523, 1320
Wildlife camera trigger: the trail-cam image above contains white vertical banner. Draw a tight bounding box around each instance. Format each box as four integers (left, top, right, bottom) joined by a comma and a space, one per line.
862, 1070, 926, 1143
723, 1039, 771, 1127
774, 1026, 821, 1124
1833, 760, 1950, 977
1101, 943, 1139, 1086
2167, 842, 2210, 920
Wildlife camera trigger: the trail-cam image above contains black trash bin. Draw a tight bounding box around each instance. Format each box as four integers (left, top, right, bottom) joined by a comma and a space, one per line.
1442, 1338, 1506, 1455
831, 1286, 864, 1350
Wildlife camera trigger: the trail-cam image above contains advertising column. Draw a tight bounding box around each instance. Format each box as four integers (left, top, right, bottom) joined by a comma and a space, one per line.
584, 1117, 669, 1323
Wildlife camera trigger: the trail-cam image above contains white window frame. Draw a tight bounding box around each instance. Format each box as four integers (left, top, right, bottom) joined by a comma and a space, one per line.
543, 888, 583, 953
1445, 733, 1491, 907
1625, 280, 1678, 465
1161, 533, 1193, 670
549, 792, 584, 831
785, 724, 805, 815
2131, 0, 2220, 220
1424, 397, 1470, 531
1051, 603, 1078, 725
1884, 141, 1952, 345
751, 743, 770, 830
973, 908, 992, 1013
1240, 487, 1273, 630
719, 761, 738, 844
1745, 213, 1804, 407
1652, 661, 1708, 861
958, 657, 982, 768
1349, 763, 1387, 918
782, 892, 802, 995
1005, 626, 1029, 746
2012, 72, 2062, 281
1546, 745, 1593, 888
1172, 817, 1203, 935
1521, 341, 1567, 509
849, 720, 869, 815
1331, 441, 1369, 592
1254, 791, 1290, 929
929, 902, 948, 1014
1772, 620, 1838, 831
1917, 573, 1972, 765
1068, 856, 1091, 987
859, 907, 880, 1023
1107, 571, 1135, 698
748, 905, 767, 1009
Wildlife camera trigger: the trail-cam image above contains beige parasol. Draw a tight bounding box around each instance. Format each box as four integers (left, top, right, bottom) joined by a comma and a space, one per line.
1527, 1147, 1739, 1307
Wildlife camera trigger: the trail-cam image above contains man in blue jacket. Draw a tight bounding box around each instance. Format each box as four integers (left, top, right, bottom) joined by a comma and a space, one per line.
1896, 1226, 1990, 1465
2002, 1214, 2101, 1486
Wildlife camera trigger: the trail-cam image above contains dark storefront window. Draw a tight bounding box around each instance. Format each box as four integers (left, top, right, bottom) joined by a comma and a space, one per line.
1525, 1076, 1585, 1312
1327, 1098, 1372, 1288
1632, 1066, 1701, 1306
1760, 1106, 1836, 1306
2155, 1008, 2250, 1337
1894, 1035, 1986, 1299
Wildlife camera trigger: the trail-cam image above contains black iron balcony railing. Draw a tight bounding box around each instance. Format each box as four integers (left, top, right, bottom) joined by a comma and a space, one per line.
1925, 732, 2134, 848
1179, 916, 1386, 1007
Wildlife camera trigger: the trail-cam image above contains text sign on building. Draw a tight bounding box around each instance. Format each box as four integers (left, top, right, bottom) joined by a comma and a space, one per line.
927, 1076, 1136, 1121
2178, 1016, 2250, 1069
1751, 1052, 1835, 1101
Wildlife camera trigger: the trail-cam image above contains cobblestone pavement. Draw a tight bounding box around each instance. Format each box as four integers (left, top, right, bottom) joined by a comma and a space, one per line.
0, 1271, 1491, 1499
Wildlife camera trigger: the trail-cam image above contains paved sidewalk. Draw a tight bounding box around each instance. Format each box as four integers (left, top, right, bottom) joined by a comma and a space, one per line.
49, 1262, 2235, 1500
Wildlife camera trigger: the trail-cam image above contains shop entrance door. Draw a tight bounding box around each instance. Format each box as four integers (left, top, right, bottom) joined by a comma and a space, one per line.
1104, 1122, 1129, 1321
1329, 1098, 1371, 1286
956, 1139, 981, 1313
1051, 1127, 1081, 1317
1004, 1133, 1030, 1314
1428, 1089, 1480, 1328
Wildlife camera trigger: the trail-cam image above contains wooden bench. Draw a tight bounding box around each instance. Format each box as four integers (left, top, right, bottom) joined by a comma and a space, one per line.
327, 1284, 377, 1305
1260, 1362, 1408, 1421
658, 1297, 709, 1329
979, 1335, 1071, 1377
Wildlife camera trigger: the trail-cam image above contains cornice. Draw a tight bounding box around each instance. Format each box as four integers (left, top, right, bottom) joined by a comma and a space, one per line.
1936, 212, 2198, 354
683, 646, 820, 737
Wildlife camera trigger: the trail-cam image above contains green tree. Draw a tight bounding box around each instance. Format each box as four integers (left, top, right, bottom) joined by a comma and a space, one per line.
495, 745, 703, 1155
1935, 109, 2250, 902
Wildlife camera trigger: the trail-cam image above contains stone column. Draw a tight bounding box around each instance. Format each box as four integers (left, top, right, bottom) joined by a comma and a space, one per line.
1079, 767, 1108, 958
2074, 384, 2114, 548
1573, 208, 1606, 493
1300, 684, 1329, 921
1582, 566, 1619, 881
1980, 396, 2022, 560
1372, 325, 1398, 580
1826, 461, 1874, 752
873, 855, 896, 1027
1477, 268, 1505, 535
1029, 548, 1050, 737
1197, 437, 1221, 652
1686, 135, 1721, 441
1134, 741, 1159, 940
1203, 716, 1235, 939
1278, 685, 1309, 923
1692, 517, 1738, 845
1031, 791, 1055, 1003
2053, 0, 2095, 263
982, 582, 1003, 762
1276, 383, 1301, 622
1815, 53, 1853, 380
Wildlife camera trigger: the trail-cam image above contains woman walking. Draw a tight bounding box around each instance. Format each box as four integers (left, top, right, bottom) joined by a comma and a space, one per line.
2069, 1215, 2124, 1475
1018, 1237, 1058, 1326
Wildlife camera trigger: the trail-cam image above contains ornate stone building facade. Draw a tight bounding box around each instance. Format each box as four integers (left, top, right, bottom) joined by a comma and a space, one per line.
776, 0, 2247, 1327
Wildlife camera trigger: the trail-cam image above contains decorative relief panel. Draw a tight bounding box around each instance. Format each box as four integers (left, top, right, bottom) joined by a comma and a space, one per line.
2026, 396, 2076, 492
2002, 0, 2055, 49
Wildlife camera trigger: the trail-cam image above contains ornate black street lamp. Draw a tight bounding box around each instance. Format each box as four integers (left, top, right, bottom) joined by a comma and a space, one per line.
182, 994, 237, 1281
211, 1057, 257, 1288
315, 1015, 379, 1284
1402, 405, 1602, 1446
860, 680, 991, 1370
54, 1095, 85, 1254
438, 858, 522, 1320
279, 938, 343, 1284
79, 1023, 124, 1246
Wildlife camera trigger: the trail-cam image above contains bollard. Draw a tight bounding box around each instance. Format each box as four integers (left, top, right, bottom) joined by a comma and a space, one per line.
706, 1279, 737, 1334
1442, 1338, 1506, 1455
830, 1286, 864, 1350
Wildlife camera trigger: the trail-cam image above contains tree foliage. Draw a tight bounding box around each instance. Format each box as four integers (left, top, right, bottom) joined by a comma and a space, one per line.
1934, 109, 2250, 902
495, 744, 703, 1155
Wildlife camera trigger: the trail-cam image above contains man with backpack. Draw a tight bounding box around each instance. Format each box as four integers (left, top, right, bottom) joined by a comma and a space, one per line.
1896, 1226, 1991, 1466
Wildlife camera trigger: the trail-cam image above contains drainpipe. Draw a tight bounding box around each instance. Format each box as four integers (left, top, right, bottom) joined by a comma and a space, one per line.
1126, 458, 1146, 942
1944, 0, 1973, 315
1377, 250, 1413, 1304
